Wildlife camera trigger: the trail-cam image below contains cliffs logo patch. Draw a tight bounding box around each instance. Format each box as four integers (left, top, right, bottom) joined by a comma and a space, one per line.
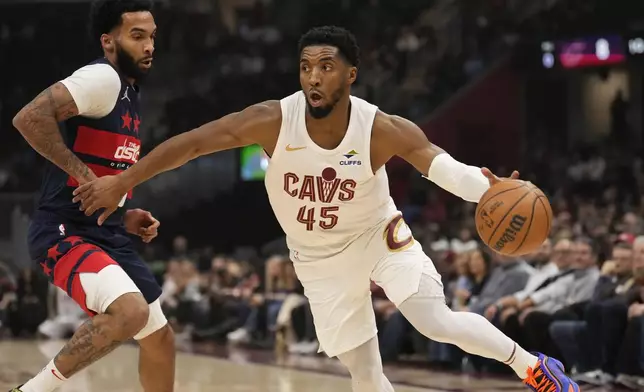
493, 214, 527, 252
340, 149, 361, 166
344, 149, 358, 159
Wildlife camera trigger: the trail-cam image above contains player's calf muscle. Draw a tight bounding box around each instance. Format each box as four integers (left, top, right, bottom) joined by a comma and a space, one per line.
54, 316, 122, 377
54, 293, 149, 377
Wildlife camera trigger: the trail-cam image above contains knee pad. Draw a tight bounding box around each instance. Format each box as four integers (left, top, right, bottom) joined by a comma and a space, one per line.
134, 299, 168, 340
80, 264, 141, 314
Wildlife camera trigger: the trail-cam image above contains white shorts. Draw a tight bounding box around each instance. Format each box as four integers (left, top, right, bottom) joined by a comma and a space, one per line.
291, 214, 444, 357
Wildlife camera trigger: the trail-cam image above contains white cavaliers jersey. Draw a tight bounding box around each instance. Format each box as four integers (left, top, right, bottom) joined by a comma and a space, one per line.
265, 92, 398, 259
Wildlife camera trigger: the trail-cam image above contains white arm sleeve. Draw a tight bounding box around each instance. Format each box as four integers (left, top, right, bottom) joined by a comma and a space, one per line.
425, 153, 490, 203
59, 63, 121, 119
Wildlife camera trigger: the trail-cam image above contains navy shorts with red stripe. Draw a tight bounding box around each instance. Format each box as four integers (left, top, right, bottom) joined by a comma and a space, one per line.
28, 211, 162, 316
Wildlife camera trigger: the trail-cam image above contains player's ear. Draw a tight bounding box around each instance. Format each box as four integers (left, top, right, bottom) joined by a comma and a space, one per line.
348, 66, 357, 84
101, 33, 115, 53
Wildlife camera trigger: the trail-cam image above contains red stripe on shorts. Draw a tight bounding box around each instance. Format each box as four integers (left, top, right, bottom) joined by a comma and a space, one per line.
50, 241, 118, 316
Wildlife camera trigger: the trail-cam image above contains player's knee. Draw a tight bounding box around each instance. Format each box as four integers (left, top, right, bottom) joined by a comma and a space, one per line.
141, 323, 174, 348
399, 297, 454, 342
134, 299, 169, 341
157, 323, 175, 344
106, 292, 150, 340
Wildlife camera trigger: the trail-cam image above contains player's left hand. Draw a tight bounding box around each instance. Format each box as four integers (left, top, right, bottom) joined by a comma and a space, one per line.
73, 174, 127, 225
124, 208, 160, 243
481, 167, 520, 186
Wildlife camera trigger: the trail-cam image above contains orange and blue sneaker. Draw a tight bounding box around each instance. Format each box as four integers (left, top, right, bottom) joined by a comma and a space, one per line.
523, 353, 580, 392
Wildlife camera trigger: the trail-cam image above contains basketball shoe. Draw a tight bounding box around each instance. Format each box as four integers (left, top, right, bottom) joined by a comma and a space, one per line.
8, 386, 23, 392
523, 353, 580, 392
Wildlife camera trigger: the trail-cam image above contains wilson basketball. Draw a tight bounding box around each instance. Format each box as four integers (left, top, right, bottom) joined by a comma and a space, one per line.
475, 180, 552, 256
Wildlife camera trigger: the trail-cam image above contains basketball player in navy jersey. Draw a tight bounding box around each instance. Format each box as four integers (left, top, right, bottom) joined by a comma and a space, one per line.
9, 1, 175, 391
75, 26, 578, 391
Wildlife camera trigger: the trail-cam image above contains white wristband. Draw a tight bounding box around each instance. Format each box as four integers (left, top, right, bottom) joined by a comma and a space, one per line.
424, 153, 489, 202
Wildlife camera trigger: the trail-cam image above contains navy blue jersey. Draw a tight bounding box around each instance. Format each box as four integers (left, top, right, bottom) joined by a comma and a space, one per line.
26, 59, 162, 305
34, 58, 141, 229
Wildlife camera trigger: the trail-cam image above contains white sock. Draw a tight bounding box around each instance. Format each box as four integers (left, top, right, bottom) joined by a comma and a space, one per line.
504, 343, 539, 379
21, 359, 68, 392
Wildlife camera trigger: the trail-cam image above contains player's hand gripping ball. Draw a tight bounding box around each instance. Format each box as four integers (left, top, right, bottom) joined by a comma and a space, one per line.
475, 179, 552, 256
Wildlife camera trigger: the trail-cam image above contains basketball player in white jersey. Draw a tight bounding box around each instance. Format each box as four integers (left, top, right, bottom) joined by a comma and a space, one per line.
73, 26, 578, 392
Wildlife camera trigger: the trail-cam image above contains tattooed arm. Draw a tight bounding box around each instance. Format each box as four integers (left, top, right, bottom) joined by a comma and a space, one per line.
12, 82, 96, 184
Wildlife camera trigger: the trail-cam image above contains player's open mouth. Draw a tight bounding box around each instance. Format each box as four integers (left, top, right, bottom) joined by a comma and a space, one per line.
140, 59, 153, 68
309, 92, 323, 107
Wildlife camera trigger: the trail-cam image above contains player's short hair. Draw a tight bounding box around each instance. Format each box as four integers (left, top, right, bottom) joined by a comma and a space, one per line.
298, 26, 360, 68
89, 0, 154, 42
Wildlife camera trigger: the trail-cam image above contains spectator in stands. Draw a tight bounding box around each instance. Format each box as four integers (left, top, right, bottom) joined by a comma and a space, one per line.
499, 239, 573, 354
287, 302, 318, 356
37, 286, 86, 339
264, 257, 298, 335
484, 238, 559, 323
611, 242, 644, 389
610, 294, 644, 389
172, 235, 190, 259
548, 239, 636, 374
467, 250, 531, 315
273, 281, 309, 354
160, 259, 202, 334
7, 268, 48, 337
572, 239, 642, 387
227, 255, 297, 345
450, 227, 478, 255
516, 238, 600, 354
193, 257, 260, 341
448, 251, 474, 312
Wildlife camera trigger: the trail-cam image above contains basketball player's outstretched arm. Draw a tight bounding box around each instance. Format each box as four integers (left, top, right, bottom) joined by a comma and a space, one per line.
375, 112, 519, 203
73, 101, 282, 223
12, 83, 96, 184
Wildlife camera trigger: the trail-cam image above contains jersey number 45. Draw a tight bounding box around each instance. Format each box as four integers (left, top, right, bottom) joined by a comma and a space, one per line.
297, 206, 339, 231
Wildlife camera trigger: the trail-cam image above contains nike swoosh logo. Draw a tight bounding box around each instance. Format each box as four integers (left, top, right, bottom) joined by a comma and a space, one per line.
285, 145, 306, 152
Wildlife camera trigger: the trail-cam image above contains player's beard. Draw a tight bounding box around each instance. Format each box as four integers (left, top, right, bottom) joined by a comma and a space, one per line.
115, 43, 151, 82
306, 85, 345, 119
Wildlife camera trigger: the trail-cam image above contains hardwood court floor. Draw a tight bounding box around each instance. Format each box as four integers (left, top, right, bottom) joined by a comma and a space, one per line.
0, 340, 605, 391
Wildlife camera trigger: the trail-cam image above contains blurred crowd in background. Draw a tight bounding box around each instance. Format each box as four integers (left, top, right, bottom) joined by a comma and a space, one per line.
1, 0, 644, 390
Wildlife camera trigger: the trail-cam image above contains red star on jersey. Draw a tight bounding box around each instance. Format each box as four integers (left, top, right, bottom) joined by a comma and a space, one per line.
121, 111, 132, 130
133, 114, 141, 133
40, 262, 52, 276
